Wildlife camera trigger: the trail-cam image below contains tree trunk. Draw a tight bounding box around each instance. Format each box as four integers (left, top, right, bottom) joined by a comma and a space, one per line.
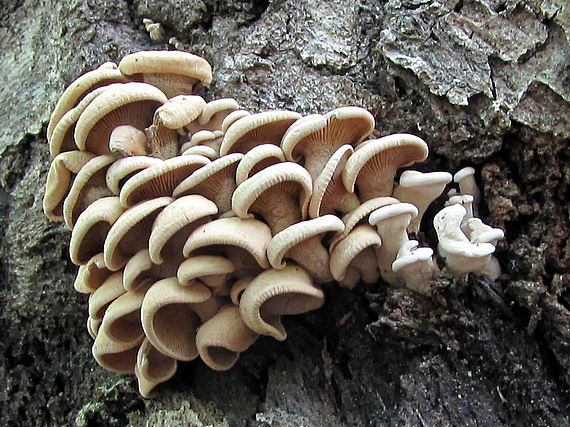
1, 0, 569, 425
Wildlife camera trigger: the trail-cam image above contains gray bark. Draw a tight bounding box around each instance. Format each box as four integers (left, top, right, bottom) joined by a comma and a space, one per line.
1, 0, 569, 425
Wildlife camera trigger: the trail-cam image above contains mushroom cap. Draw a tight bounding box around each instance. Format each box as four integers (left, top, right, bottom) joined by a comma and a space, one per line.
106, 156, 163, 195
92, 327, 141, 374
235, 144, 285, 185
183, 217, 272, 270
267, 215, 344, 270
466, 218, 504, 246
239, 265, 325, 341
104, 196, 173, 271
118, 50, 213, 97
391, 240, 439, 293
148, 195, 218, 265
74, 82, 167, 155
231, 162, 313, 232
219, 110, 301, 156
177, 255, 236, 287
186, 98, 240, 135
368, 202, 419, 227
69, 197, 125, 265
88, 271, 126, 321
74, 252, 112, 294
181, 144, 219, 159
43, 151, 95, 221
123, 249, 156, 292
154, 95, 206, 129
62, 154, 115, 229
135, 338, 178, 399
342, 133, 429, 200
47, 64, 128, 141
141, 277, 211, 361
329, 224, 382, 287
309, 144, 356, 218
281, 106, 374, 179
172, 153, 243, 213
221, 109, 251, 133
119, 154, 210, 207
195, 304, 259, 371
108, 125, 149, 157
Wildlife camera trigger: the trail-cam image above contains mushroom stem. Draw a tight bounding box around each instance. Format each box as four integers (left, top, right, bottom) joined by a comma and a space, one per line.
286, 235, 333, 283
257, 193, 303, 235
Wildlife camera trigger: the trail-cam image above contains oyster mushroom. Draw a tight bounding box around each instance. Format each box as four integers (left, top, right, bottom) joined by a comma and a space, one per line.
391, 240, 439, 293
74, 252, 112, 294
235, 144, 285, 185
135, 338, 178, 398
195, 304, 258, 371
106, 156, 163, 195
118, 50, 213, 97
342, 133, 428, 201
186, 98, 240, 135
177, 255, 236, 291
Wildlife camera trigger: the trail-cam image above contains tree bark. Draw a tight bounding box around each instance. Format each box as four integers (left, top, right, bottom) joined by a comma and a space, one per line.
1, 0, 569, 425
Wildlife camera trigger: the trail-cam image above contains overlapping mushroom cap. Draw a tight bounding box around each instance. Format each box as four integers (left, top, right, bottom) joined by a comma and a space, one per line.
43, 51, 504, 398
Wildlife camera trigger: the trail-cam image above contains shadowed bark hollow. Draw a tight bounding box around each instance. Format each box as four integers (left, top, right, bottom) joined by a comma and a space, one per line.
0, 0, 569, 425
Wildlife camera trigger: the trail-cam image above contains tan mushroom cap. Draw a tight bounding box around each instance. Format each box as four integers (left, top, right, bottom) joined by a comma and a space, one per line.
186, 98, 240, 135
342, 133, 429, 201
329, 224, 382, 289
154, 95, 206, 130
221, 109, 251, 133
148, 195, 218, 265
104, 196, 173, 271
43, 151, 95, 221
49, 84, 119, 156
235, 144, 285, 185
266, 215, 344, 283
239, 265, 325, 341
87, 316, 102, 339
219, 110, 301, 156
173, 153, 243, 213
181, 144, 219, 159
329, 196, 399, 250
47, 64, 129, 141
97, 280, 151, 347
196, 304, 258, 371
183, 217, 272, 270
118, 50, 213, 98
141, 277, 211, 361
106, 156, 163, 195
88, 271, 127, 320
177, 255, 236, 288
62, 154, 115, 229
92, 329, 142, 374
309, 144, 360, 218
108, 125, 149, 157
281, 106, 374, 179
69, 197, 125, 266
392, 170, 452, 234
135, 338, 178, 398
232, 162, 313, 234
74, 252, 112, 294
230, 276, 253, 305
74, 82, 167, 155
119, 154, 209, 208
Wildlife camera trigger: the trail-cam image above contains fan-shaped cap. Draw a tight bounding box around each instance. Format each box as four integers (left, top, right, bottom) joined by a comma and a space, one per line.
92, 329, 141, 374
329, 224, 382, 289
177, 255, 236, 289
62, 154, 115, 229
239, 265, 325, 341
88, 271, 127, 321
392, 170, 452, 234
466, 218, 504, 246
108, 125, 149, 157
141, 277, 211, 361
454, 166, 481, 204
106, 156, 163, 195
266, 215, 344, 283
391, 240, 439, 293
154, 95, 206, 130
119, 155, 209, 207
183, 217, 272, 270
69, 197, 125, 265
309, 144, 359, 218
221, 110, 251, 133
235, 144, 285, 185
342, 133, 428, 201
232, 162, 313, 234
74, 82, 167, 155
181, 144, 219, 159
44, 151, 95, 221
118, 50, 212, 98
74, 252, 113, 294
148, 195, 218, 265
135, 339, 177, 398
47, 63, 129, 141
186, 98, 240, 134
104, 196, 172, 271
172, 153, 243, 213
196, 305, 258, 371
219, 110, 301, 156
281, 106, 374, 179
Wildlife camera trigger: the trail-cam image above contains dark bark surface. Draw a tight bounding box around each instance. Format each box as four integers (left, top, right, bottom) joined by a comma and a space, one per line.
1, 0, 569, 425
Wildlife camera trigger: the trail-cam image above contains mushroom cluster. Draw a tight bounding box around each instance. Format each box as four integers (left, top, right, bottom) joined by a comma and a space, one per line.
43, 50, 503, 397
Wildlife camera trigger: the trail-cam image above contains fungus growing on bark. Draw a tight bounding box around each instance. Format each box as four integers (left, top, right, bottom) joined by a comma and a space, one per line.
43, 52, 505, 398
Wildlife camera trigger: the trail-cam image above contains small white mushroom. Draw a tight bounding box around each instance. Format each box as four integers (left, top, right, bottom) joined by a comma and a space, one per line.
391, 240, 439, 294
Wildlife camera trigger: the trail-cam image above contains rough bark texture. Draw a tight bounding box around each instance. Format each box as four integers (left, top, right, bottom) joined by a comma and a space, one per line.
1, 0, 569, 425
